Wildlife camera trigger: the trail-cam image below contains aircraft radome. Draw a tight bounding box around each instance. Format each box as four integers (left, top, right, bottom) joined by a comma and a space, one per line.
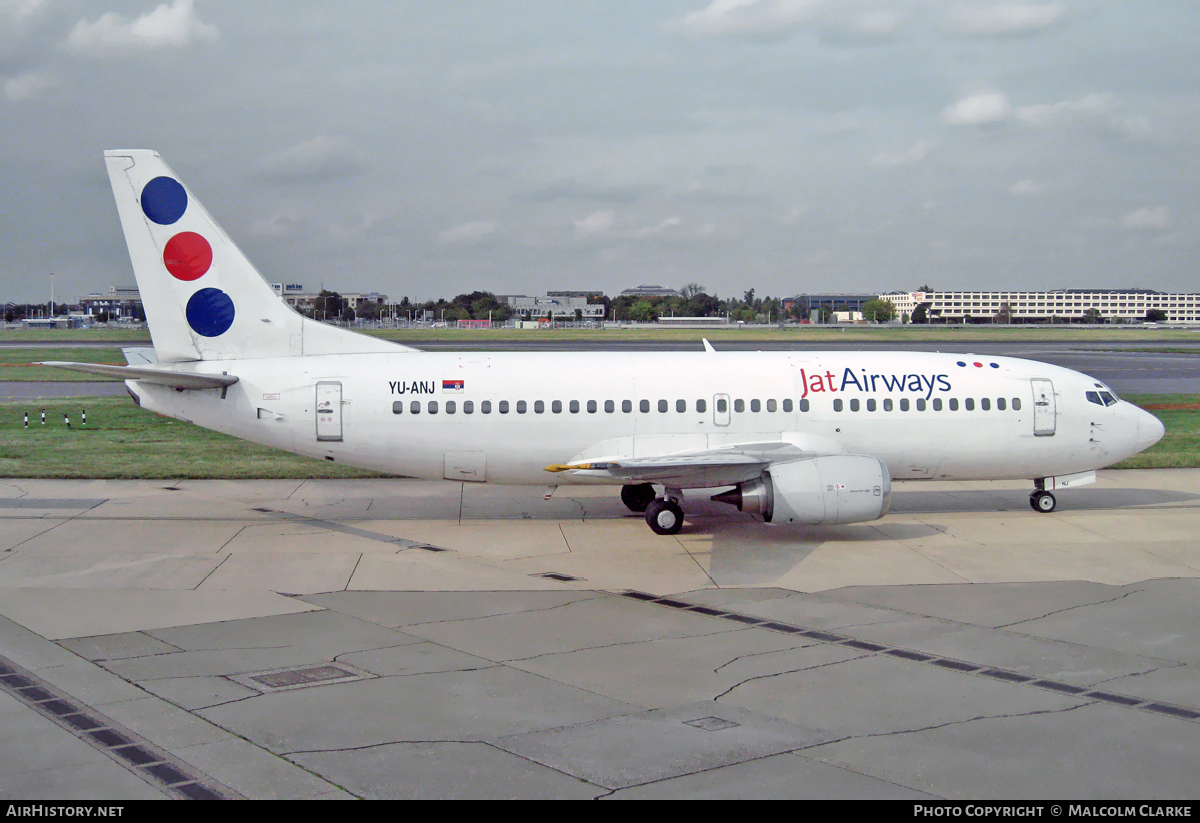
44, 151, 1165, 535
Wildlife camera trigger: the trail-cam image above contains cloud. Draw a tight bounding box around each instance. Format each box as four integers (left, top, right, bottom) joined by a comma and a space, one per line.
942, 92, 1012, 125
1014, 93, 1113, 125
872, 140, 935, 167
249, 209, 304, 238
1121, 207, 1173, 231
3, 71, 54, 101
438, 220, 498, 245
258, 136, 367, 185
1, 0, 45, 21
64, 0, 218, 56
520, 179, 650, 204
633, 217, 683, 237
668, 0, 820, 39
948, 3, 1066, 36
573, 210, 614, 237
1009, 179, 1049, 196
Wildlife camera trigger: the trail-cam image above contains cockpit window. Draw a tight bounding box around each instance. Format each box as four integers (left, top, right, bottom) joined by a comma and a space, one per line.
1086, 391, 1104, 406
1087, 390, 1118, 407
1098, 391, 1117, 406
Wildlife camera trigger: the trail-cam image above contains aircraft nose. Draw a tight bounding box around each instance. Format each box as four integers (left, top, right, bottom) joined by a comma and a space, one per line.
1136, 409, 1165, 451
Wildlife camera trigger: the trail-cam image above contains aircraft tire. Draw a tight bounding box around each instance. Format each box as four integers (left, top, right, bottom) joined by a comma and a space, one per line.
621, 483, 657, 513
1030, 491, 1056, 513
646, 498, 684, 535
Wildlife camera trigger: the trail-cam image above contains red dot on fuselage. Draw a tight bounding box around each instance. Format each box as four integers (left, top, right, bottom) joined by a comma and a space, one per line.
973, 362, 983, 367
163, 232, 213, 281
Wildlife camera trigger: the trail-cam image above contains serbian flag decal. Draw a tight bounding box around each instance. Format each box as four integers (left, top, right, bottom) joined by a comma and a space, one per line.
442, 379, 465, 394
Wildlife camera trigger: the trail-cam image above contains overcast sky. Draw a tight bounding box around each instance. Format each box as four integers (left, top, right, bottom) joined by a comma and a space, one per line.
2, 1, 1197, 303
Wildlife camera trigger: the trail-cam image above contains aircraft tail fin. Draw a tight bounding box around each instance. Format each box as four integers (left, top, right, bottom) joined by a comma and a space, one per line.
103, 150, 414, 362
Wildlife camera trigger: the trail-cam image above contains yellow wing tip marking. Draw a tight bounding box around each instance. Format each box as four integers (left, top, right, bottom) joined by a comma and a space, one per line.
543, 462, 621, 473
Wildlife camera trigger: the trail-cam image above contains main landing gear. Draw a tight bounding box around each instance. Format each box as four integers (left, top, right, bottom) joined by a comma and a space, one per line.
622, 483, 685, 535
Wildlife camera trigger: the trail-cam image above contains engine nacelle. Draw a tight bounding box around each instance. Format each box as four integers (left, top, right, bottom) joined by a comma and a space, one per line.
711, 455, 891, 525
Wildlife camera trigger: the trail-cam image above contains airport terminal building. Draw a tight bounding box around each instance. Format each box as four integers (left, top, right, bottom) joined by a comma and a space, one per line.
883, 289, 1200, 323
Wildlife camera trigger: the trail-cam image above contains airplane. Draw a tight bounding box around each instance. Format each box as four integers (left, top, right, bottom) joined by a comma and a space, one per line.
44, 150, 1165, 535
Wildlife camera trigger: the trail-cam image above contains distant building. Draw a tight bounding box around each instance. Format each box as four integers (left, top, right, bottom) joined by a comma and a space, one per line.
620, 284, 681, 298
501, 293, 605, 320
782, 294, 878, 315
883, 289, 1200, 323
78, 286, 142, 319
271, 284, 387, 314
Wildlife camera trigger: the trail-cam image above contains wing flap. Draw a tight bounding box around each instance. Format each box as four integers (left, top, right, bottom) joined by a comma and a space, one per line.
545, 442, 808, 487
39, 361, 239, 390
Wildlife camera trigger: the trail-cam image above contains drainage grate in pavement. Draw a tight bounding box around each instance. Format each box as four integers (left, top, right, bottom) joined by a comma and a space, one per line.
0, 654, 236, 799
537, 572, 582, 582
684, 716, 742, 732
232, 663, 373, 693
620, 591, 1200, 725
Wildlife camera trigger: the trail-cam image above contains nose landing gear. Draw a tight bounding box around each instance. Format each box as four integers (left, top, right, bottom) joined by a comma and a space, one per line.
1030, 490, 1056, 513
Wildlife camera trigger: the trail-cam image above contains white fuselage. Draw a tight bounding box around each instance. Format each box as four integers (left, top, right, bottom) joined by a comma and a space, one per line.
127, 349, 1162, 487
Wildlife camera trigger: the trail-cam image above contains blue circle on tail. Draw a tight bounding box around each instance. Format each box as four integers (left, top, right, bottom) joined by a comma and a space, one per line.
186, 288, 235, 337
141, 177, 188, 225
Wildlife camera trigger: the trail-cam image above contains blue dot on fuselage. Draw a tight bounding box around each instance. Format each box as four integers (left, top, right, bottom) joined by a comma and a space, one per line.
186, 288, 235, 337
141, 177, 188, 225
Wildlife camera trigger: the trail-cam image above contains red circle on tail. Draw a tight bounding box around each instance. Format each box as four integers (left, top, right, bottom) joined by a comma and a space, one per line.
163, 232, 213, 281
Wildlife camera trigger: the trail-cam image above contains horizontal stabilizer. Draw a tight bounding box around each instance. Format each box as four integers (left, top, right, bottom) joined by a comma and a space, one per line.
39, 361, 238, 390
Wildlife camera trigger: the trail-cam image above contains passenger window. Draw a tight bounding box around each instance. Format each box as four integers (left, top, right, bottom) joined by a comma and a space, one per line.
981, 398, 990, 411
410, 400, 420, 414
481, 400, 492, 414
605, 400, 614, 413
516, 400, 527, 414
734, 399, 745, 413
900, 398, 909, 411
446, 401, 456, 414
750, 399, 761, 413
587, 400, 597, 413
676, 399, 686, 413
534, 400, 544, 414
640, 400, 650, 413
658, 399, 668, 413
799, 398, 809, 412
569, 400, 579, 413
867, 399, 877, 412
932, 399, 942, 411
965, 398, 974, 411
949, 399, 958, 411
833, 399, 843, 412
428, 401, 439, 414
552, 400, 562, 414
997, 398, 1006, 411
767, 399, 777, 412
464, 400, 474, 414
716, 398, 727, 413
850, 399, 860, 412
782, 399, 792, 412
697, 399, 707, 413
1012, 398, 1022, 411
622, 400, 632, 413
393, 401, 403, 414
883, 399, 892, 412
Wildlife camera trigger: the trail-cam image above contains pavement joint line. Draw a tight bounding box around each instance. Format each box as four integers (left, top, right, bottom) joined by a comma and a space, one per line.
0, 654, 240, 800
622, 590, 1200, 723
249, 506, 448, 550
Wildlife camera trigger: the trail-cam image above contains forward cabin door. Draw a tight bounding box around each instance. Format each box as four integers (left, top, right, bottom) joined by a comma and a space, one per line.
1031, 378, 1056, 437
315, 381, 343, 441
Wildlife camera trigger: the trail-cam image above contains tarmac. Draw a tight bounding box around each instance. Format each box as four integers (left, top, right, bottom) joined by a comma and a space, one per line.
1, 472, 1198, 799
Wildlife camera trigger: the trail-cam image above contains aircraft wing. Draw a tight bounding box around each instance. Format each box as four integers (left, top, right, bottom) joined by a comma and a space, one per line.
545, 441, 808, 487
39, 361, 239, 390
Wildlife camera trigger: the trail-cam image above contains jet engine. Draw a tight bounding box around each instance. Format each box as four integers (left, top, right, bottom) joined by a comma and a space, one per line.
711, 455, 891, 525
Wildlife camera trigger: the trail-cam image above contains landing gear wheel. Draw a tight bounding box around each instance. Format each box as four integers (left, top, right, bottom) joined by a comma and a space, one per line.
1030, 491, 1056, 513
645, 498, 684, 535
621, 483, 657, 513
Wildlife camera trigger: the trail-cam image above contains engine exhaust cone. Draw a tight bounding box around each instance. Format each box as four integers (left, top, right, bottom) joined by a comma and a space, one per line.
710, 488, 743, 510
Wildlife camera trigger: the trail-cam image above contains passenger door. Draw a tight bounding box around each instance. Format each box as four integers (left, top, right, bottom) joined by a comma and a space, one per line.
1031, 378, 1056, 437
315, 381, 343, 441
